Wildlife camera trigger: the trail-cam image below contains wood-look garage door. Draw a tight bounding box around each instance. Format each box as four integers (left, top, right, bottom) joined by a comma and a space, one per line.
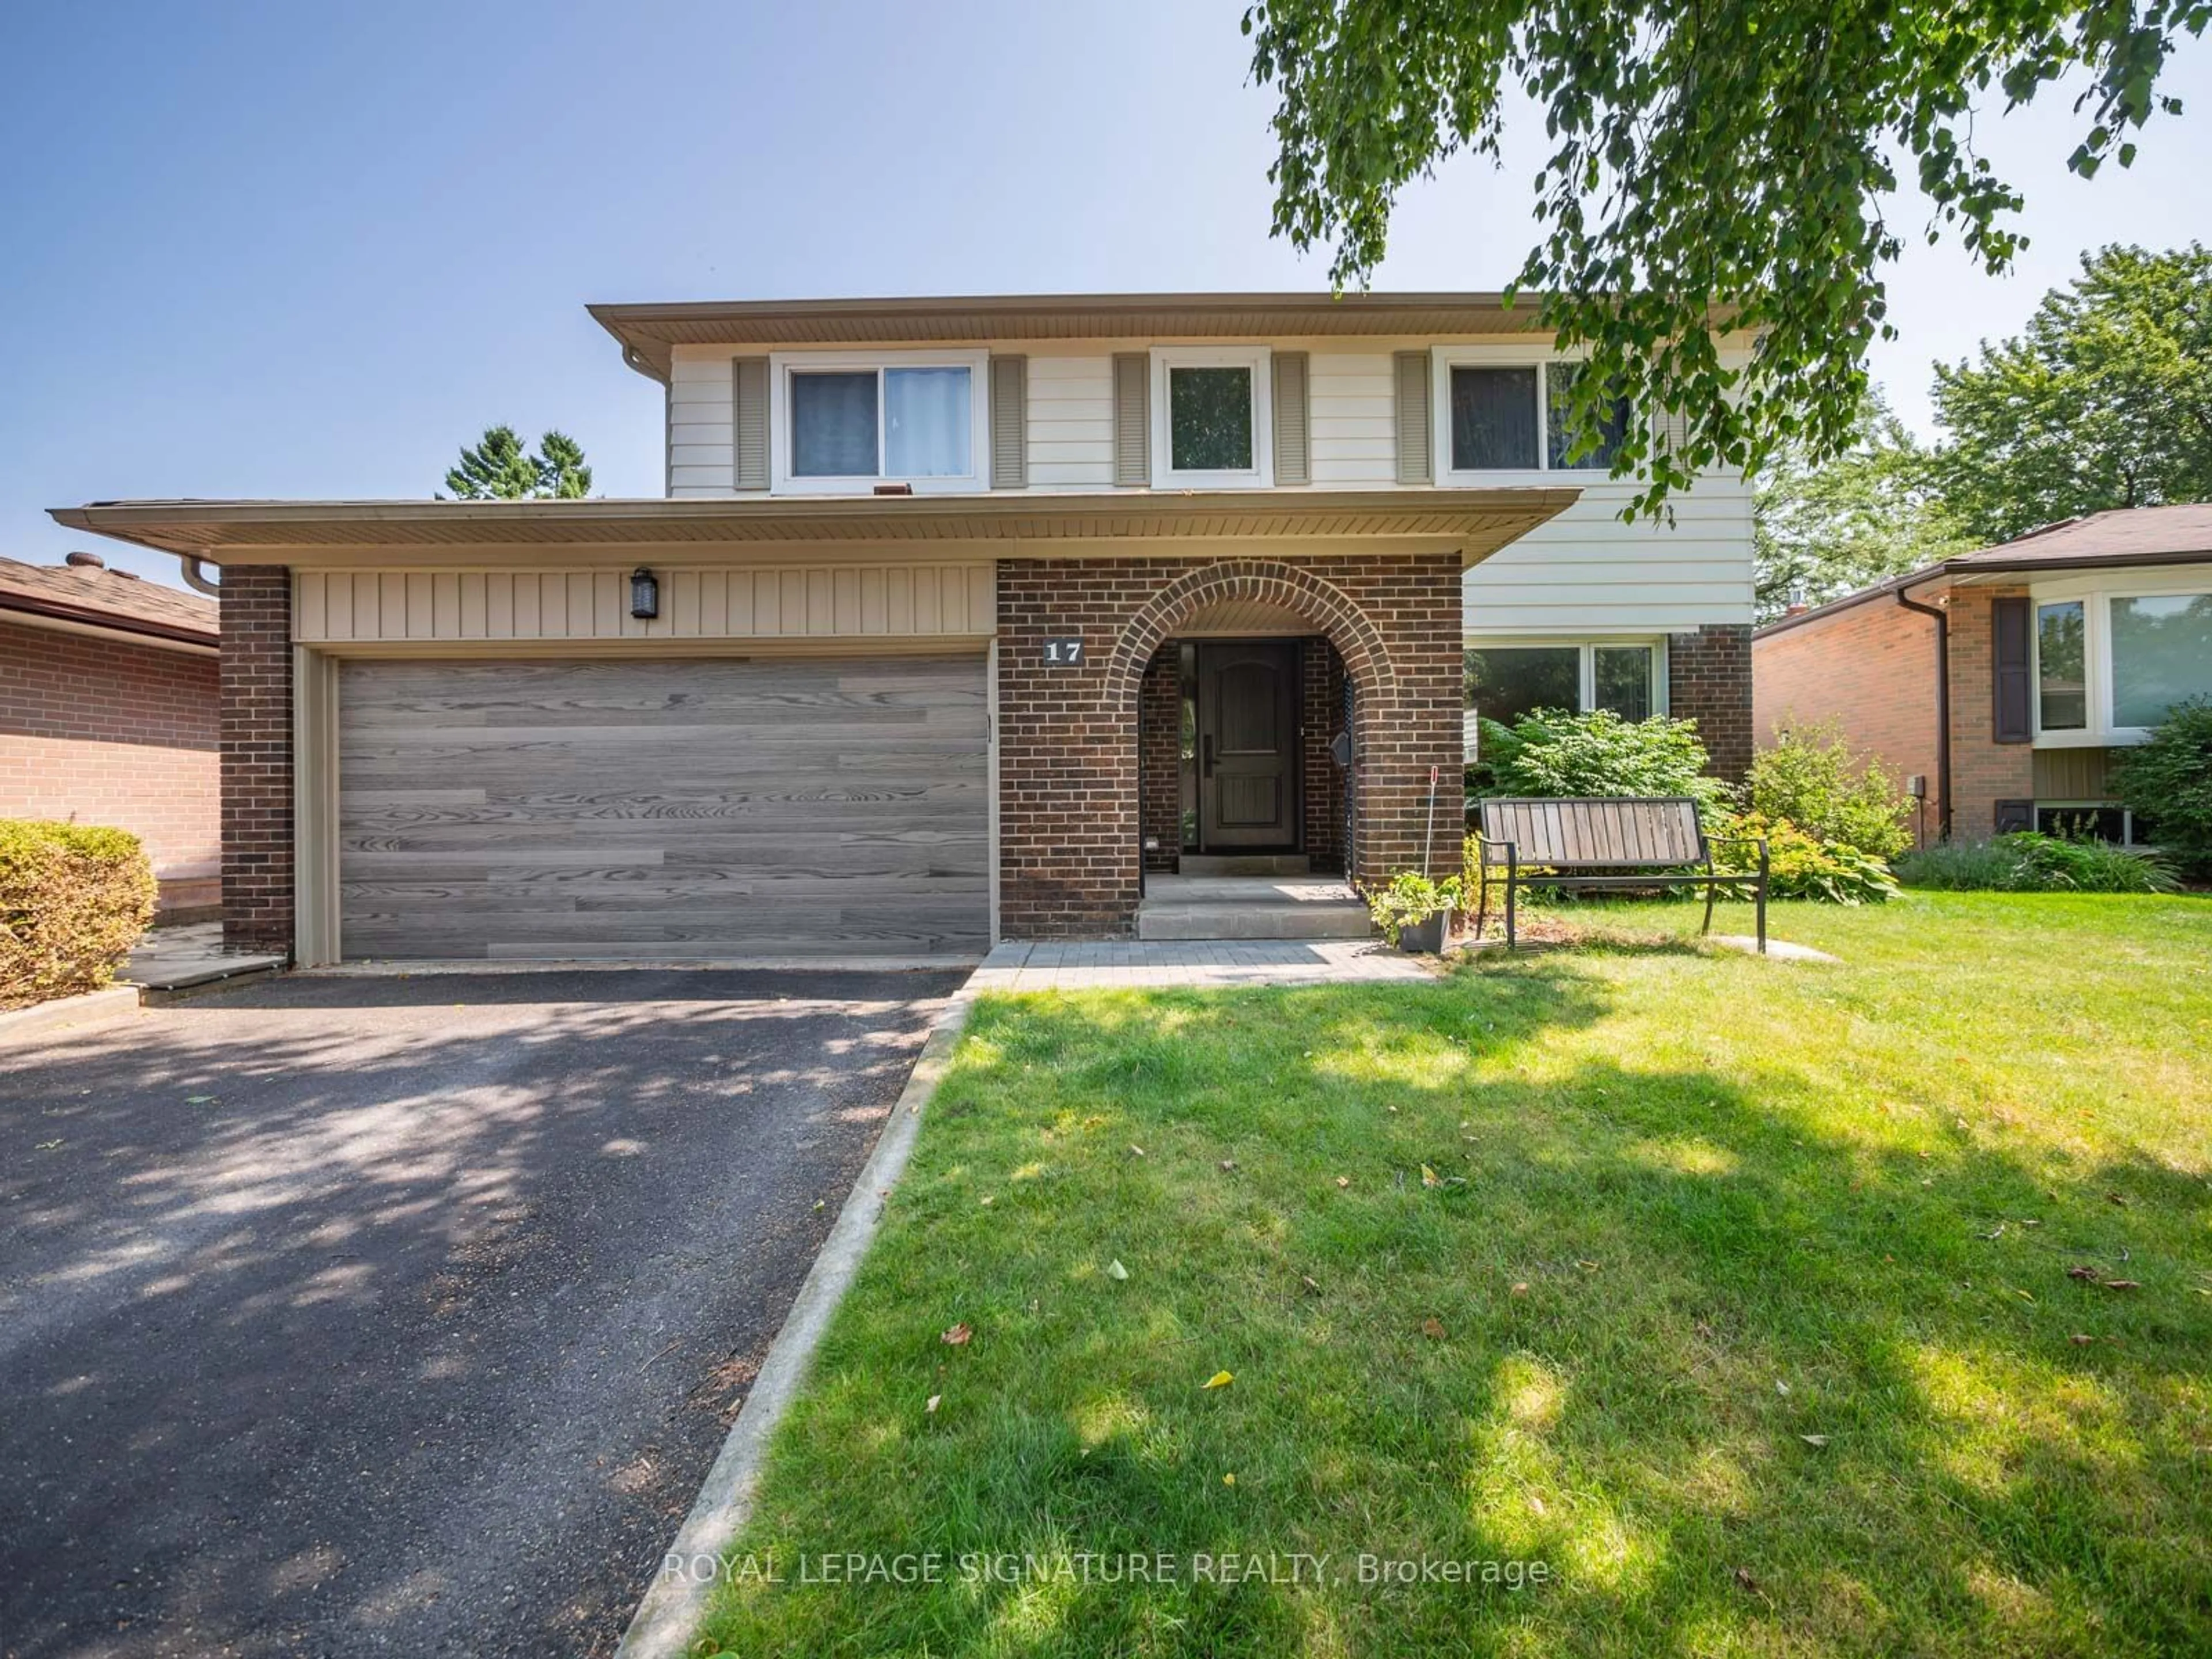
336, 655, 988, 961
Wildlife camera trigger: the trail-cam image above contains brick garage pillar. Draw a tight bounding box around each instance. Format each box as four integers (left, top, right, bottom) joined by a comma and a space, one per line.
995, 554, 1461, 940
1943, 584, 2035, 837
1668, 623, 1754, 783
219, 566, 294, 955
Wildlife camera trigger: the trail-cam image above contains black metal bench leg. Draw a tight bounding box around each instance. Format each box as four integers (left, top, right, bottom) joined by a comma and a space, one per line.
1757, 877, 1768, 954
1505, 853, 1518, 949
1475, 863, 1490, 941
1700, 863, 1717, 937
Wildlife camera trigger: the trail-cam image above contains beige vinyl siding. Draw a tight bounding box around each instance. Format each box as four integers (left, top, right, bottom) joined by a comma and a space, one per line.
646, 333, 1754, 631
295, 566, 996, 644
1024, 354, 1115, 487
669, 346, 737, 495
1306, 350, 1399, 485
1460, 475, 1754, 631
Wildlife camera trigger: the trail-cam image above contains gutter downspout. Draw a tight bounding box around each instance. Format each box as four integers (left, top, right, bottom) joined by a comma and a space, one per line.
176, 554, 221, 597
1895, 590, 1951, 842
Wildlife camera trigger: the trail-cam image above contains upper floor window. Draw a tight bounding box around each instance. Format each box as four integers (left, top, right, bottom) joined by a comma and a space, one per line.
1150, 347, 1272, 488
771, 350, 988, 494
1436, 351, 1633, 479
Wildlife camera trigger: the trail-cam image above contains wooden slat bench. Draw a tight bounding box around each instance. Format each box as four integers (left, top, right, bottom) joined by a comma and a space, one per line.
1472, 796, 1768, 952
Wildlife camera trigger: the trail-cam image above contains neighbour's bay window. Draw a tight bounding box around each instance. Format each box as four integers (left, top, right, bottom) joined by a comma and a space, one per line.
771, 350, 988, 493
1463, 639, 1663, 756
2032, 582, 2212, 741
1438, 354, 1633, 478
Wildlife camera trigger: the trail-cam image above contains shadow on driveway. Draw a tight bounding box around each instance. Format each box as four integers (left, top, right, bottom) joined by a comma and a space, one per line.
1, 967, 965, 1658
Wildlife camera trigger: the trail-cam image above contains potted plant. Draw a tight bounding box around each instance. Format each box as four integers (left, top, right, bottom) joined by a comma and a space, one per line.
1366, 871, 1464, 953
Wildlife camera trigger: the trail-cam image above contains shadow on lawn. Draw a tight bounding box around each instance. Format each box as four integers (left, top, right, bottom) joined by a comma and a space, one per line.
706, 954, 2211, 1657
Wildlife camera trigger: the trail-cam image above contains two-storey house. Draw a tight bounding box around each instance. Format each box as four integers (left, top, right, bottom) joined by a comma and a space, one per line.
56, 293, 1755, 966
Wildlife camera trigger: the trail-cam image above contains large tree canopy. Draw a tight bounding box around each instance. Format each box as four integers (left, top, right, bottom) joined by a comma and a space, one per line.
1244, 0, 2207, 510
1753, 391, 1965, 620
1931, 241, 2212, 543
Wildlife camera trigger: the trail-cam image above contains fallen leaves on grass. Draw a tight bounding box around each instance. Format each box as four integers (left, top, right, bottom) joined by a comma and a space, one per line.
941, 1323, 972, 1347
1300, 1275, 1321, 1294
1335, 1176, 1350, 1190
1421, 1165, 1441, 1188
1106, 1259, 1129, 1282
1201, 1370, 1234, 1390
1129, 1145, 1145, 1158
1422, 1317, 1447, 1340
1799, 1434, 1830, 1448
925, 1395, 941, 1414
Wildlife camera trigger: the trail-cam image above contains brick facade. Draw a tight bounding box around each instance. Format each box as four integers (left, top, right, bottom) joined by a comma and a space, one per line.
1138, 647, 1181, 872
1753, 582, 2036, 843
1942, 584, 2035, 838
219, 567, 294, 954
1753, 594, 1942, 847
1667, 623, 1755, 783
1299, 637, 1347, 872
997, 554, 1460, 939
0, 618, 221, 908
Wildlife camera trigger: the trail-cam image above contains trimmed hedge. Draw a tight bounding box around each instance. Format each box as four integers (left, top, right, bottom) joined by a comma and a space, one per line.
0, 820, 158, 1009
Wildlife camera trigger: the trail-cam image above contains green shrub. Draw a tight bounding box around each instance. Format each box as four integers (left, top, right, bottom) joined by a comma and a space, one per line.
1747, 721, 1912, 859
1896, 831, 2179, 894
1474, 709, 1730, 819
0, 820, 158, 1008
2112, 697, 2212, 872
1717, 811, 1899, 904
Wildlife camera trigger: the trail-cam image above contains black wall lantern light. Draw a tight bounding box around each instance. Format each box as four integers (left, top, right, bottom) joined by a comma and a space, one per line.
629, 567, 661, 620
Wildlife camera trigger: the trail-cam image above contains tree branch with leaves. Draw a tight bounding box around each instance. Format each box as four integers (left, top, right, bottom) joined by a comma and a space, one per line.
1244, 0, 2207, 510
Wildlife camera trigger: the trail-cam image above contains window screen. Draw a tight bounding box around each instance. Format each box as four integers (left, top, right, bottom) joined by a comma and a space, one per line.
1449, 366, 1539, 469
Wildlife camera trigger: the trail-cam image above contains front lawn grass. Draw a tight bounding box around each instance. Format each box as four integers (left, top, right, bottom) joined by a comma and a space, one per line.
693, 894, 2212, 1657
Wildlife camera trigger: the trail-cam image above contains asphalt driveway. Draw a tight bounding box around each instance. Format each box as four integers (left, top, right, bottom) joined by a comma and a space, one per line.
0, 967, 966, 1658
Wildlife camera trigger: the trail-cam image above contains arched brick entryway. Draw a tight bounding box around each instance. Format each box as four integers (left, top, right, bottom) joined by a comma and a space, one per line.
993, 550, 1465, 940
1102, 559, 1399, 715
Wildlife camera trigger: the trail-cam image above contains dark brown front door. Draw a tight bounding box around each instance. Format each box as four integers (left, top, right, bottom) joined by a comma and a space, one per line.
1198, 641, 1299, 850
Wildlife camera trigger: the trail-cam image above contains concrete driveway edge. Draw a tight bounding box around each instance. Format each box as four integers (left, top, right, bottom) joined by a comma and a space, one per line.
615, 970, 986, 1659
0, 984, 140, 1046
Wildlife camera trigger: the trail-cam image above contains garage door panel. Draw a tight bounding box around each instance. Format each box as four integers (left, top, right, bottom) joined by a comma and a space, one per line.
338, 656, 989, 960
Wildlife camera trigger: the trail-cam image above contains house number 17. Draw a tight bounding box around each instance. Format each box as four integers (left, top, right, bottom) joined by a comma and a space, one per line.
1043, 637, 1085, 666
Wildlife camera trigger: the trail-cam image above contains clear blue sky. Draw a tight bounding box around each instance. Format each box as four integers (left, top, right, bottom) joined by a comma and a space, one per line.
4, 2, 2207, 588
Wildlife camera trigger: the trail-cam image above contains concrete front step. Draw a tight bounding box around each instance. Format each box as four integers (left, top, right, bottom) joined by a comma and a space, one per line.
1135, 874, 1373, 941
1138, 904, 1372, 941
1178, 853, 1312, 877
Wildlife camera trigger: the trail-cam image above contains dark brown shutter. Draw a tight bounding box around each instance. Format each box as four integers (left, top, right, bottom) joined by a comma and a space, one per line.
1991, 595, 2032, 743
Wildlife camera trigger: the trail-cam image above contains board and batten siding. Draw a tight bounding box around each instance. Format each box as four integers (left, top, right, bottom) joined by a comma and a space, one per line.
293, 566, 995, 645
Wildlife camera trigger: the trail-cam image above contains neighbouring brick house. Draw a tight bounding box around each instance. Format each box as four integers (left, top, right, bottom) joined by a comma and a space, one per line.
1755, 506, 2212, 847
0, 551, 222, 916
56, 292, 1758, 964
